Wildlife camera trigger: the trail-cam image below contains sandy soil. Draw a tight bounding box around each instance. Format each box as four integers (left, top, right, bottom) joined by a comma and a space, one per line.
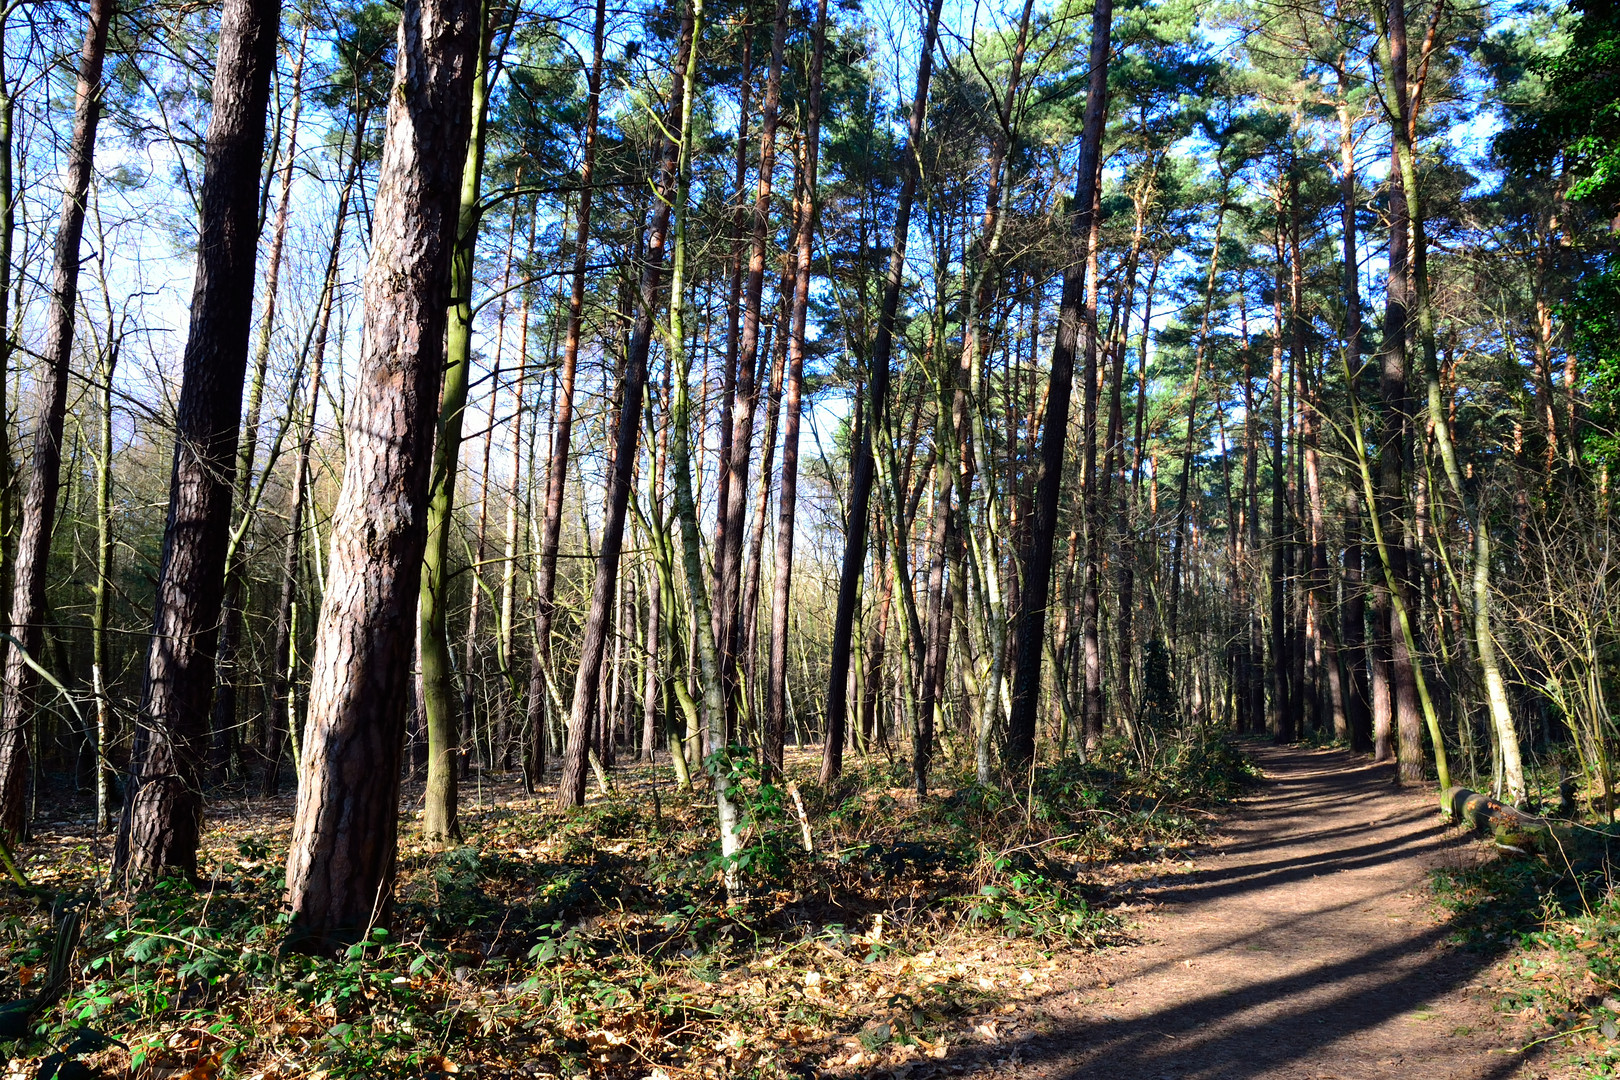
929, 744, 1557, 1080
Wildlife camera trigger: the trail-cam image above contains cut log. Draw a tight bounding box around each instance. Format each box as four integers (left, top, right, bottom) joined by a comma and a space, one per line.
1441, 787, 1548, 830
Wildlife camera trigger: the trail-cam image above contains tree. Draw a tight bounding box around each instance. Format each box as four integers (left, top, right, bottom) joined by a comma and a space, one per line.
1005, 0, 1114, 769
0, 0, 113, 843
113, 0, 282, 885
284, 0, 480, 950
556, 8, 691, 809
821, 0, 946, 782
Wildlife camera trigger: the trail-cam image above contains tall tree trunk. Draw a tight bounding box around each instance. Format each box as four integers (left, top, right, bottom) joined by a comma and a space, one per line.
91, 298, 120, 833
1379, 0, 1421, 784
213, 24, 308, 780
418, 2, 494, 844
0, 6, 17, 634
717, 0, 789, 737
283, 0, 480, 949
262, 105, 364, 798
0, 0, 113, 843
711, 32, 751, 622
114, 0, 280, 883
1396, 102, 1526, 802
822, 0, 946, 777
662, 0, 748, 890
768, 27, 825, 779
742, 295, 788, 729
1336, 74, 1373, 754
1116, 253, 1159, 740
1269, 223, 1292, 743
532, 0, 606, 704
1167, 197, 1228, 645
557, 11, 690, 808
1005, 0, 1112, 767
1343, 342, 1453, 793
1077, 187, 1105, 751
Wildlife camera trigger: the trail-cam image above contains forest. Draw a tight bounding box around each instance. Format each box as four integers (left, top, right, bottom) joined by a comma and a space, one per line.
0, 0, 1609, 1073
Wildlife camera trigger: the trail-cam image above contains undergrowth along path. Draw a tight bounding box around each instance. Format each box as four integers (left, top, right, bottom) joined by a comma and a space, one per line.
951, 744, 1542, 1080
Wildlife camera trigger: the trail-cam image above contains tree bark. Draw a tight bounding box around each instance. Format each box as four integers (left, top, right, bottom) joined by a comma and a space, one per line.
532, 0, 606, 699
112, 0, 278, 883
1005, 0, 1112, 767
213, 24, 308, 780
717, 0, 790, 738
822, 0, 946, 776
742, 292, 789, 729
557, 11, 689, 808
1379, 0, 1421, 784
0, 0, 113, 843
1335, 75, 1374, 754
767, 18, 825, 779
282, 0, 479, 949
1269, 223, 1292, 743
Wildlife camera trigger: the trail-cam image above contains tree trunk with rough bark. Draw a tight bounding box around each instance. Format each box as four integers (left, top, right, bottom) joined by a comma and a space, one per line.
282, 0, 479, 950
1005, 0, 1112, 767
822, 0, 946, 778
0, 0, 113, 843
112, 0, 278, 883
557, 11, 689, 809
213, 25, 308, 781
767, 18, 825, 779
717, 0, 788, 739
1379, 0, 1421, 784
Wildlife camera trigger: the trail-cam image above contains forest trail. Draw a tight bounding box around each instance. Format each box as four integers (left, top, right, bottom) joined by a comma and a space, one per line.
952, 744, 1543, 1080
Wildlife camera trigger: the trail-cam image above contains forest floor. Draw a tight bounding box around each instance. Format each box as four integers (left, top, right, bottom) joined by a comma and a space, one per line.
936, 744, 1582, 1080
1, 740, 1615, 1079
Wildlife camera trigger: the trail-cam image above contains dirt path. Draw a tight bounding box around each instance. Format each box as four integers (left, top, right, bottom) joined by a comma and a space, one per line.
947, 744, 1545, 1080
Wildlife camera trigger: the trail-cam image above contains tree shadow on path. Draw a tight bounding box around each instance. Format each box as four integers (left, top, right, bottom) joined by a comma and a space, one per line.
909, 744, 1538, 1080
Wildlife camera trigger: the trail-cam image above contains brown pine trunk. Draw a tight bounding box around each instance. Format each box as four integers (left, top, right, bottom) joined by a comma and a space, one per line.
213, 26, 308, 780
1117, 254, 1159, 737
1292, 167, 1348, 741
282, 0, 479, 950
1380, 0, 1420, 781
742, 280, 791, 727
1269, 225, 1292, 743
715, 0, 788, 739
1078, 186, 1106, 750
767, 85, 825, 777
823, 0, 947, 772
557, 12, 689, 808
262, 115, 362, 796
112, 0, 278, 883
1335, 72, 1373, 754
532, 0, 606, 695
1167, 197, 1228, 645
711, 34, 752, 622
0, 0, 112, 840
1006, 0, 1112, 765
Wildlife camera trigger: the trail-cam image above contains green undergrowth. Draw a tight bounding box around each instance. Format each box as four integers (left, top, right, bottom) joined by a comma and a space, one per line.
1433, 819, 1620, 1075
0, 735, 1257, 1078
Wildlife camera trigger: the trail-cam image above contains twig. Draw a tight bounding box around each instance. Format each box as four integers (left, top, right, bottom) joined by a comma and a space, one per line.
1519, 1024, 1596, 1052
